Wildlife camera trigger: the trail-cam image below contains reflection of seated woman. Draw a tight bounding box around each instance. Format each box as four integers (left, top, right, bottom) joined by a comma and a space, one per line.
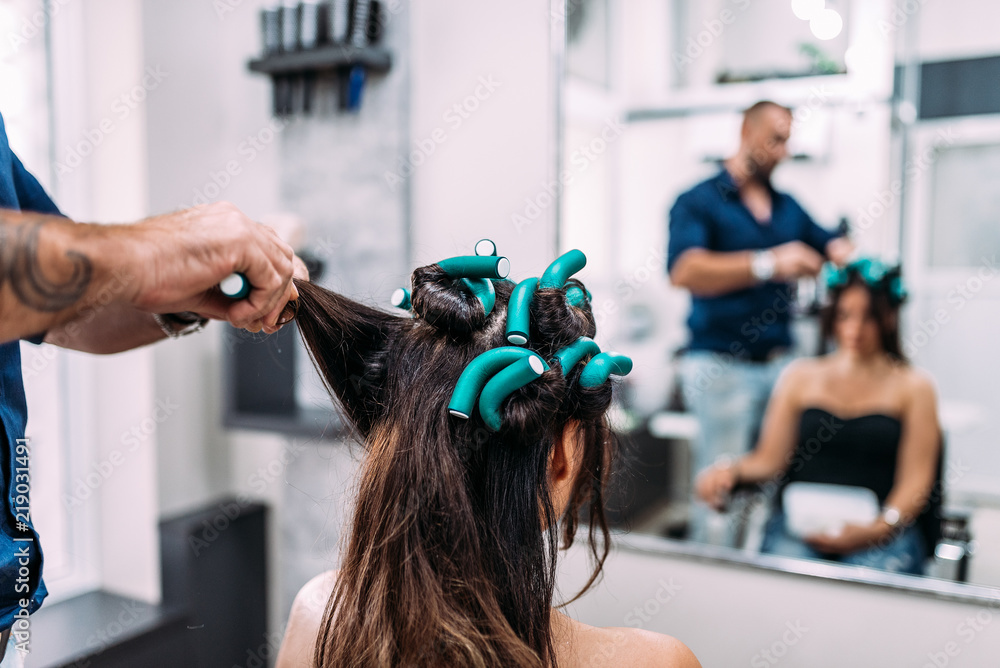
275, 251, 701, 667
696, 259, 940, 575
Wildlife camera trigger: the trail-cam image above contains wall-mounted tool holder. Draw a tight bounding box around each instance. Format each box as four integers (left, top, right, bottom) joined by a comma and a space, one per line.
249, 0, 392, 115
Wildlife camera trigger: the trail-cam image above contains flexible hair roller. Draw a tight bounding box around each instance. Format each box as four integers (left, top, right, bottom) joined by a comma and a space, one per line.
579, 352, 633, 387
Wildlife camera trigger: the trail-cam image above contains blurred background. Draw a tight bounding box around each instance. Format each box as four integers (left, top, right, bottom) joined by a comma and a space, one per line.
2, 0, 999, 666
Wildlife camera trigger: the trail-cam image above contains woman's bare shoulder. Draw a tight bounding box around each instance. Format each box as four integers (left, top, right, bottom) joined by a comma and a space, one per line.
561, 616, 701, 668
898, 364, 936, 395
601, 626, 701, 668
784, 355, 826, 379
275, 570, 338, 668
772, 356, 823, 395
601, 626, 700, 667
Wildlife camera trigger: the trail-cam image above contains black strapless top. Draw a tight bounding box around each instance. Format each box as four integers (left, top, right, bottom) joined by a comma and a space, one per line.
776, 406, 942, 549
777, 407, 903, 508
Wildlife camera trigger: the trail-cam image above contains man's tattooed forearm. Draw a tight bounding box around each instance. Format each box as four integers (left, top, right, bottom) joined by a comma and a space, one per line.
0, 220, 93, 312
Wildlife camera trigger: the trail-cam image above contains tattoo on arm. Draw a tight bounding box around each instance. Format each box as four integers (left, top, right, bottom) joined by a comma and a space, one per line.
0, 219, 93, 312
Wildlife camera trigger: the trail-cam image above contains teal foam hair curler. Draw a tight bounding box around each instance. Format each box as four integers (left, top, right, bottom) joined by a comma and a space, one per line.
390, 287, 411, 310
539, 249, 586, 289
437, 255, 511, 280
448, 347, 537, 419
565, 285, 591, 307
477, 354, 548, 431
552, 337, 601, 375
459, 277, 496, 316
505, 277, 539, 345
579, 352, 633, 388
474, 239, 498, 257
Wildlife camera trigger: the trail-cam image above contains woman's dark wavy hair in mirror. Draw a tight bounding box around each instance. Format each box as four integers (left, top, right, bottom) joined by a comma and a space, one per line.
818, 271, 908, 363
290, 264, 621, 668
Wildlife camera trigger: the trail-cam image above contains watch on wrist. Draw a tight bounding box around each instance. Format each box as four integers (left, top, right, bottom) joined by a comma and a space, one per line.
881, 506, 901, 528
153, 311, 208, 338
750, 250, 776, 282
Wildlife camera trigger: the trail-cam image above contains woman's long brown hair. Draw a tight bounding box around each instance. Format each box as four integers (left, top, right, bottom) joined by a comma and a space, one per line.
291, 266, 620, 667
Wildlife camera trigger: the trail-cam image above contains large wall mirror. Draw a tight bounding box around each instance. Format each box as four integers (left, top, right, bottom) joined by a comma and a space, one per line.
559, 0, 1000, 599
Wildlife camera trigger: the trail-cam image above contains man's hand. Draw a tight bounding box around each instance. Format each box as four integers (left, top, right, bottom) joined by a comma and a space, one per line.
261, 254, 309, 335
771, 241, 824, 280
119, 201, 299, 332
695, 464, 738, 511
825, 236, 855, 266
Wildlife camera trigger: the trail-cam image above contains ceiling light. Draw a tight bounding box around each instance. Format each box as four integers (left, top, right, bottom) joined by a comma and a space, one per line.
791, 0, 825, 21
810, 8, 843, 40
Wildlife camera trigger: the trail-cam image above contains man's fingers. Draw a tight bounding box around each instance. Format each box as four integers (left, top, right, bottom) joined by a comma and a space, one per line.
262, 278, 297, 330
228, 236, 294, 328
292, 255, 309, 282
190, 292, 236, 320
247, 231, 296, 321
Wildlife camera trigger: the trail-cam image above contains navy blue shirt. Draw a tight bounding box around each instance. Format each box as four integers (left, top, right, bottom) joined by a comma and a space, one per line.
667, 169, 837, 359
0, 111, 59, 629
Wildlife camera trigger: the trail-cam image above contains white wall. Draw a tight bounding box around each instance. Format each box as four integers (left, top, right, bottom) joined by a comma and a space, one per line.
409, 0, 560, 276
914, 0, 1000, 61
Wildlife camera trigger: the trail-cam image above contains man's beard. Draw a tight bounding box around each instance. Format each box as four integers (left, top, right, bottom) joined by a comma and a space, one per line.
747, 156, 775, 183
